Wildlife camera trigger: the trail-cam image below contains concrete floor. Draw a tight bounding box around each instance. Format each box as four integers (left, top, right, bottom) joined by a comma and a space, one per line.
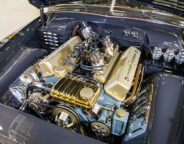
0, 0, 39, 40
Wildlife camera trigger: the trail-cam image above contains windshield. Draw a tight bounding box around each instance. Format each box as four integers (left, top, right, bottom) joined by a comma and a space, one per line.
83, 0, 126, 5
60, 0, 177, 14
48, 0, 184, 28
60, 0, 184, 15
76, 0, 138, 8
82, 0, 184, 11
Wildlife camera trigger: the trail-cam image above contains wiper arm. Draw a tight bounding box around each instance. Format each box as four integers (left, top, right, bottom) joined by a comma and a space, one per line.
110, 0, 117, 13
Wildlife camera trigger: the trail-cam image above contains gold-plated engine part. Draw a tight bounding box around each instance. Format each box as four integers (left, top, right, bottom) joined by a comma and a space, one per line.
124, 64, 144, 105
80, 87, 94, 100
52, 105, 80, 131
51, 77, 101, 111
91, 122, 110, 137
104, 46, 141, 102
54, 66, 67, 78
93, 50, 119, 84
39, 36, 82, 78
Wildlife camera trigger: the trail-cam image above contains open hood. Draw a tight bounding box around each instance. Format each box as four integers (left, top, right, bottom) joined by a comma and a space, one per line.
29, 0, 184, 17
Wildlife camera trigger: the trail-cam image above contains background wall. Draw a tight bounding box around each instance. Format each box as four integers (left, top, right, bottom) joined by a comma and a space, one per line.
0, 0, 39, 40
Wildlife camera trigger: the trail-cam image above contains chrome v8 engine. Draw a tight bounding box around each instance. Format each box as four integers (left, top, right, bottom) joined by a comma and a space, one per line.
8, 21, 144, 142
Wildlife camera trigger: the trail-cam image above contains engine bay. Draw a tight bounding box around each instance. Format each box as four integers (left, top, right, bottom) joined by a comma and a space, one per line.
2, 13, 184, 144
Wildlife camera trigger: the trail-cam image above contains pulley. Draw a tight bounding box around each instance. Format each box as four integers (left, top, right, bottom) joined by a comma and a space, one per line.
52, 105, 80, 131
90, 121, 110, 137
